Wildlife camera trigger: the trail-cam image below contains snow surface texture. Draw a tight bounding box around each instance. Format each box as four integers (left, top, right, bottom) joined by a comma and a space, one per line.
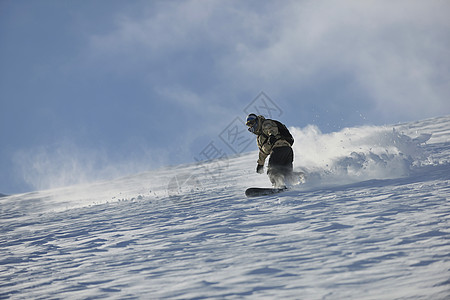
1, 116, 449, 299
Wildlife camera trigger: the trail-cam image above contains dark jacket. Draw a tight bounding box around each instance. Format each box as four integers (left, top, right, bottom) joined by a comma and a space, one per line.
254, 116, 291, 165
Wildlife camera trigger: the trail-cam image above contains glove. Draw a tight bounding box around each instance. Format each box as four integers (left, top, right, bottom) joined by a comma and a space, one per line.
268, 135, 278, 145
256, 164, 264, 174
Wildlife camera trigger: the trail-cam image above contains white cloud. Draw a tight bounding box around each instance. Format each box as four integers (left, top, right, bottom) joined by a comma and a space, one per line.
229, 0, 450, 120
83, 0, 449, 121
86, 1, 222, 70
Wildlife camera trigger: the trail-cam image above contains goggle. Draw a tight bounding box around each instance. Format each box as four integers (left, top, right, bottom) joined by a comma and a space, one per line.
246, 117, 258, 133
246, 118, 257, 127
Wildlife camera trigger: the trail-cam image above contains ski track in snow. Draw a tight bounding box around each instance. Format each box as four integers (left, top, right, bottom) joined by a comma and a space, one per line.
1, 116, 450, 299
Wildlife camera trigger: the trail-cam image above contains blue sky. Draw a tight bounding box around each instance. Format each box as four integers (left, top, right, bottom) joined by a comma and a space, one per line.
1, 0, 449, 194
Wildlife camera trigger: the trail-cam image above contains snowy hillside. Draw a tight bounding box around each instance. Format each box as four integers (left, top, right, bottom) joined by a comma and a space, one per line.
1, 116, 449, 299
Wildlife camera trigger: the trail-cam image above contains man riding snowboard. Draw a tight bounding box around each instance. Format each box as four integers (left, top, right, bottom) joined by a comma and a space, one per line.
246, 113, 295, 188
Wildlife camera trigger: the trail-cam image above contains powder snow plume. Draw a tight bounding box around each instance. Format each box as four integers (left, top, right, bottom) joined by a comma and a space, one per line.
290, 123, 430, 187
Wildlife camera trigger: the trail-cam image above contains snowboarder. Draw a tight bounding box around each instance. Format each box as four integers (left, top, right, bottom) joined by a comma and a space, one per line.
246, 113, 294, 188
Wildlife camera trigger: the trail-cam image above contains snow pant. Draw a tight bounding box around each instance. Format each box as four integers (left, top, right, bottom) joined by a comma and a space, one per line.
267, 146, 293, 187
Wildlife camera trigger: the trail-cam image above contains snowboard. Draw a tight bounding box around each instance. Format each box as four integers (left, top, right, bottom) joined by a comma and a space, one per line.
245, 187, 288, 197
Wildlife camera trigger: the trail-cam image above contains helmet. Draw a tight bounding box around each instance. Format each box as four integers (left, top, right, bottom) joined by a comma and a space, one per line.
246, 113, 258, 133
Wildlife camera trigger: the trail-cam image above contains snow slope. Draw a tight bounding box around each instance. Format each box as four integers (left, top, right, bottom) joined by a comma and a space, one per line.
1, 116, 449, 299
